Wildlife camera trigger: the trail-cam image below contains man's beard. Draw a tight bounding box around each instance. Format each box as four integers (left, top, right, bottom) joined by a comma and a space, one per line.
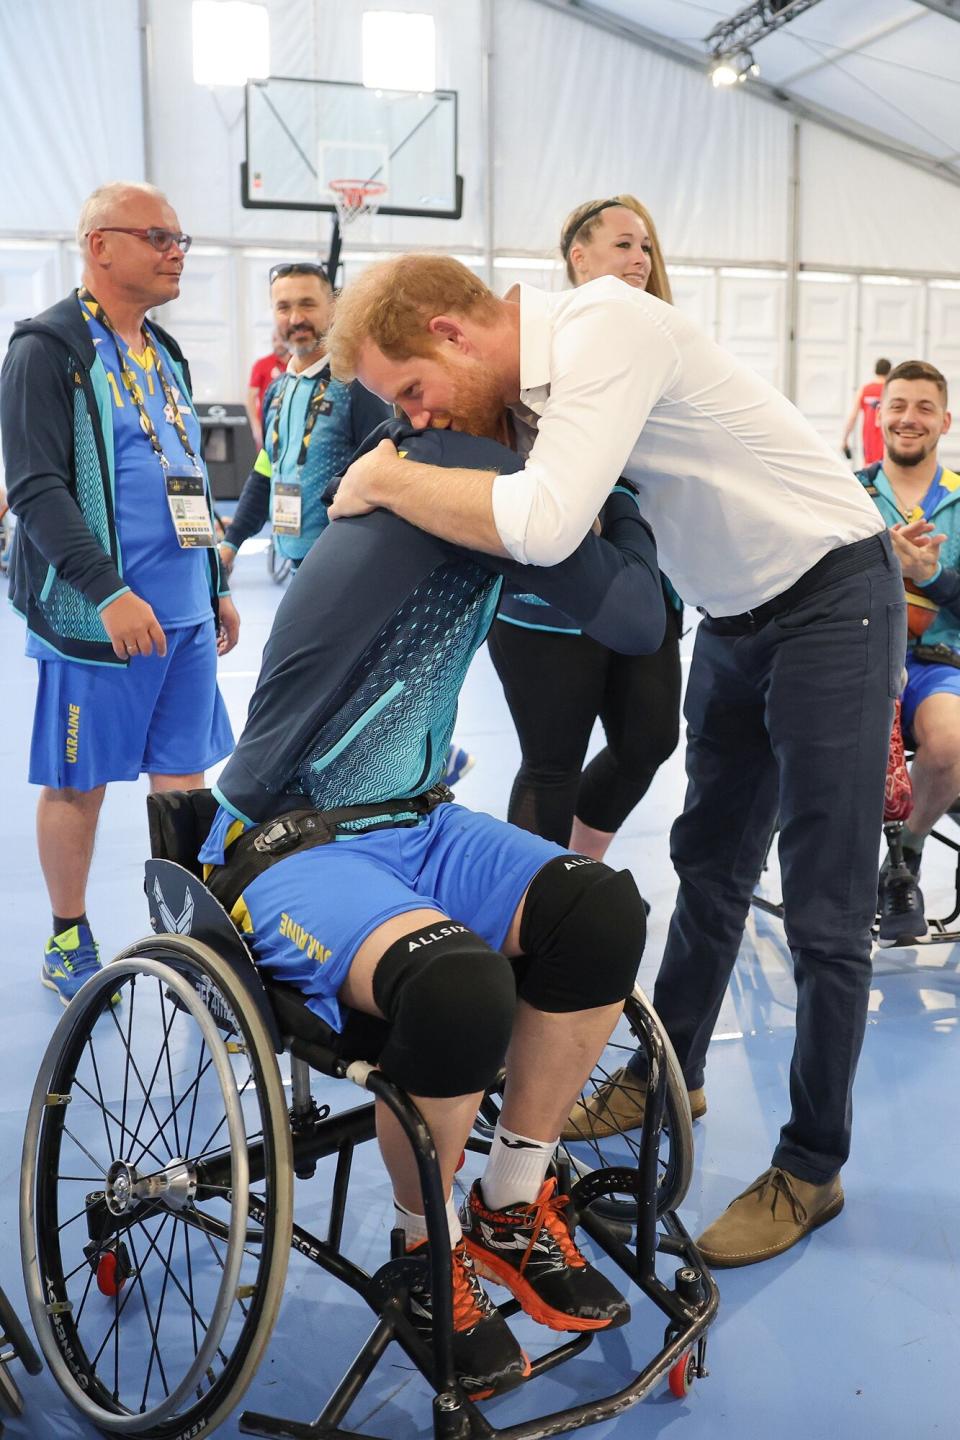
444, 359, 506, 440
885, 437, 932, 468
287, 327, 321, 357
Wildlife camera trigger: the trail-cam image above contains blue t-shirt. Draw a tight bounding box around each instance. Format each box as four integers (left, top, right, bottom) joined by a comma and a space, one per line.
83, 300, 213, 629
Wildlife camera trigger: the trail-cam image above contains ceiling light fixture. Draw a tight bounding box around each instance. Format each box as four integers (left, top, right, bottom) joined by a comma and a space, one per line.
705, 0, 823, 87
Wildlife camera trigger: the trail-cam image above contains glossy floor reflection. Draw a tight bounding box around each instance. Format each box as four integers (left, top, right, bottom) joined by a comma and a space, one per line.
1, 541, 956, 1438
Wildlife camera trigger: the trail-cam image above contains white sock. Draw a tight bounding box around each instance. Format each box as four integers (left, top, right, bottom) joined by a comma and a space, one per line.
395, 1192, 462, 1250
480, 1122, 557, 1211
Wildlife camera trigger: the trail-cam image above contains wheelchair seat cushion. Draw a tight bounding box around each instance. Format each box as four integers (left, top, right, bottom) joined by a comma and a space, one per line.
266, 980, 390, 1070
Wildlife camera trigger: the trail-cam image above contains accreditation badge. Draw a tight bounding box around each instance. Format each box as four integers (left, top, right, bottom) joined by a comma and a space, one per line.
164, 468, 215, 548
272, 481, 302, 536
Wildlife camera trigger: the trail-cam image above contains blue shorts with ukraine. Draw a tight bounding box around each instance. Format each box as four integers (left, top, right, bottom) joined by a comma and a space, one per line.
205, 803, 566, 1032
901, 650, 960, 738
29, 620, 234, 790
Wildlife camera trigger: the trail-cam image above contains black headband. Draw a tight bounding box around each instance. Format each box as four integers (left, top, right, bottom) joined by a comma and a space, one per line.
561, 199, 624, 259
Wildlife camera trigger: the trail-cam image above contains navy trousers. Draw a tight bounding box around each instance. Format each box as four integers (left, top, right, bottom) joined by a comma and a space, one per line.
645, 532, 906, 1184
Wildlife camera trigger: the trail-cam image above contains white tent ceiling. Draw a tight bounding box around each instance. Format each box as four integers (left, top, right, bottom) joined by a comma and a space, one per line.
538, 0, 960, 183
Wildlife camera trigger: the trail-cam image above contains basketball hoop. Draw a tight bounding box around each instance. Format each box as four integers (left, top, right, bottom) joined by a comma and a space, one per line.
329, 178, 388, 229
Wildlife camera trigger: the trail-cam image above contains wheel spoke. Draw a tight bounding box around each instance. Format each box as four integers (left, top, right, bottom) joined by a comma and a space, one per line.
129, 1050, 215, 1172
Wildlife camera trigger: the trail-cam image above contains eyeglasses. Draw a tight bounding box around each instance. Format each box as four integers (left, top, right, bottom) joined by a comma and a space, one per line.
269, 262, 329, 286
91, 227, 192, 254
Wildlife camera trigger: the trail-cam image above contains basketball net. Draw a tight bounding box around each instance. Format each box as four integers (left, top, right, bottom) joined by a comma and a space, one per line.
330, 179, 387, 239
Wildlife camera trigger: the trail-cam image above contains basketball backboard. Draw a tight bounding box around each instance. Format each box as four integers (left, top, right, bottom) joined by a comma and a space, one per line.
241, 76, 462, 219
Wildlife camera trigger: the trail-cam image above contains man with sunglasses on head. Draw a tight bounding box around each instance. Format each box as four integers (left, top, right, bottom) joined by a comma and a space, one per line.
1, 181, 238, 1007
218, 262, 390, 578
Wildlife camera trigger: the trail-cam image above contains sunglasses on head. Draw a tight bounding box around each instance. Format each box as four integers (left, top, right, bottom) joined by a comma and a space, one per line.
269, 261, 330, 286
92, 227, 192, 254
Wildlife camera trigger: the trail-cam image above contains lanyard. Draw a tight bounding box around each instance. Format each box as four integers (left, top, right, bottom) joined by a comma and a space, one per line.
269, 366, 331, 477
79, 288, 198, 469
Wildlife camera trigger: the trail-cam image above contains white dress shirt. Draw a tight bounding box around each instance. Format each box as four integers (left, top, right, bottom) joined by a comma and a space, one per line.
493, 277, 883, 616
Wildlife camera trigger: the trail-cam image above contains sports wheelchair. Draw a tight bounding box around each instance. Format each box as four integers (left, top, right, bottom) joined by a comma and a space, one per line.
20, 792, 718, 1440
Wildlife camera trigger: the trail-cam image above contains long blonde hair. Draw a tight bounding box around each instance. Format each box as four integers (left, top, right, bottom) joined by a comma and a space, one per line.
560, 195, 672, 304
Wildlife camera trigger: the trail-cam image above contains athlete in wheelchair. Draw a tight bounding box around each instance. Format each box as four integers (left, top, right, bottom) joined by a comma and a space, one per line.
21, 421, 717, 1439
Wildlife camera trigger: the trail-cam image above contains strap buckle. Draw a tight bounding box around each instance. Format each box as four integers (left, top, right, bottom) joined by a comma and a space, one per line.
253, 818, 305, 856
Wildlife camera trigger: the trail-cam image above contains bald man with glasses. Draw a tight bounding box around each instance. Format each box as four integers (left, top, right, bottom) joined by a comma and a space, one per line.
1, 181, 238, 1007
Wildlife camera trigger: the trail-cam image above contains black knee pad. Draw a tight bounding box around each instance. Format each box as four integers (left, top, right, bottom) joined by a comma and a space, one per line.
372, 923, 516, 1097
516, 857, 645, 1012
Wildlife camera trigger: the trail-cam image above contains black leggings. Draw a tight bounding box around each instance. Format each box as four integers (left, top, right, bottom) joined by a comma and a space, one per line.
487, 617, 682, 844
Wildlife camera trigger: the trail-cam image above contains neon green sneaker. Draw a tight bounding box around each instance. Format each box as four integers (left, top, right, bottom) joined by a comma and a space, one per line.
41, 925, 119, 1007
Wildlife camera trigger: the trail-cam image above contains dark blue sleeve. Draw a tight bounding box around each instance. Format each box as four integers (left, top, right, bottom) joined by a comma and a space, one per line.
0, 333, 126, 608
488, 489, 665, 655
223, 465, 271, 549
919, 566, 960, 621
349, 382, 393, 449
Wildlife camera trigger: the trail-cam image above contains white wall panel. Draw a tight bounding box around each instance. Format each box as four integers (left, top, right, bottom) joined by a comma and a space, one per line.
858, 280, 924, 375
157, 250, 238, 401
717, 274, 786, 391
795, 276, 858, 455
668, 271, 718, 341
0, 245, 62, 356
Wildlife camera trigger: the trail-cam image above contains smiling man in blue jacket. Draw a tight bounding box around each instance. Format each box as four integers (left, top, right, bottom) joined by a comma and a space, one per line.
1, 182, 237, 1006
197, 412, 665, 1397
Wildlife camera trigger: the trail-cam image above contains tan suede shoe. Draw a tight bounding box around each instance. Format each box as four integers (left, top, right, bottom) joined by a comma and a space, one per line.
561, 1064, 707, 1141
696, 1167, 844, 1268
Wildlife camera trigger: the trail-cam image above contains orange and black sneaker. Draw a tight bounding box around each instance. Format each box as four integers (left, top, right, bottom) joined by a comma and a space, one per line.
404, 1237, 530, 1399
461, 1177, 630, 1333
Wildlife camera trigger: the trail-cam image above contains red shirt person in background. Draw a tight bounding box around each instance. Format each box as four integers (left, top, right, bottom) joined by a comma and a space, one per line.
245, 330, 290, 449
842, 357, 892, 465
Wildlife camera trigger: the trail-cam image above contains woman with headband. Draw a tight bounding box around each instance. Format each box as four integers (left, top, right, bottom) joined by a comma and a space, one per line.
487, 195, 683, 863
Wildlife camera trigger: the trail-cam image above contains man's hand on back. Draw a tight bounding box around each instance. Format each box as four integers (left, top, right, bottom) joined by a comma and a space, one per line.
100, 591, 167, 659
328, 438, 402, 520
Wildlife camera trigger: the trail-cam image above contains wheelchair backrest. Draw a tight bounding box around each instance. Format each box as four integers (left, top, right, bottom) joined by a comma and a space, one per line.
146, 788, 221, 878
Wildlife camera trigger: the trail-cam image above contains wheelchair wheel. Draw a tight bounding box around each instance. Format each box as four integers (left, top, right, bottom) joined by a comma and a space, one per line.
560, 987, 694, 1220
267, 538, 292, 585
21, 937, 293, 1439
475, 987, 693, 1223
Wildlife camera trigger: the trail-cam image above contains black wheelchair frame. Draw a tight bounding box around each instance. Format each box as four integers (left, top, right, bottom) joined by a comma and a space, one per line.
0, 1284, 42, 1432
21, 847, 718, 1440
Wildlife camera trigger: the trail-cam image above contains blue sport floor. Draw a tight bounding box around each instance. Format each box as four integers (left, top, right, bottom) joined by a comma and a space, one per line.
1, 538, 957, 1438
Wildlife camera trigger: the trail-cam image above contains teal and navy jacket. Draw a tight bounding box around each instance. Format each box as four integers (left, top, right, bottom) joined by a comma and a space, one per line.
200, 420, 665, 857
858, 460, 960, 653
222, 363, 390, 562
1, 293, 229, 665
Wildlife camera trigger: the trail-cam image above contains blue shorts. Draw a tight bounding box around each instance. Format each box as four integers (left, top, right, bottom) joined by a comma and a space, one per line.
29, 620, 234, 790
237, 803, 567, 1031
901, 652, 960, 738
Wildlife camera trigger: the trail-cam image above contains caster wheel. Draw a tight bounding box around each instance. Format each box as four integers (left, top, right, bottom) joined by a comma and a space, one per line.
668, 1350, 696, 1399
96, 1245, 131, 1297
